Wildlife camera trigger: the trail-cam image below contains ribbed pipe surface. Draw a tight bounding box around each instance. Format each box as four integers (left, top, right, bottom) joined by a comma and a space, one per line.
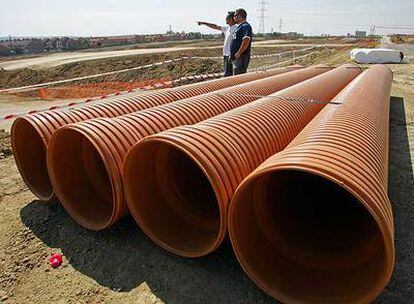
12, 68, 288, 201
47, 66, 329, 231
228, 65, 394, 303
122, 64, 361, 258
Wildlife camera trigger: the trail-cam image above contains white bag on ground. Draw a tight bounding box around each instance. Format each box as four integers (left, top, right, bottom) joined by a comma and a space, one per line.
350, 48, 405, 64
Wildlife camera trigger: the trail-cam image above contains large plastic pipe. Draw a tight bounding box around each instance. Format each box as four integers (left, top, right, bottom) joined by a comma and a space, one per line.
11, 68, 286, 201
122, 64, 361, 258
47, 66, 329, 231
228, 65, 394, 303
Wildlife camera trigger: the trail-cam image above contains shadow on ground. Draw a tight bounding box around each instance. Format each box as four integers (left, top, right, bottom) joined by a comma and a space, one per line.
377, 96, 414, 303
20, 202, 275, 303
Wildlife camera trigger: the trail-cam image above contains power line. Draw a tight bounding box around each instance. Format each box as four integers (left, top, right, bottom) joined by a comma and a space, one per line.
369, 26, 376, 36
283, 20, 414, 29
258, 1, 269, 34
375, 25, 414, 29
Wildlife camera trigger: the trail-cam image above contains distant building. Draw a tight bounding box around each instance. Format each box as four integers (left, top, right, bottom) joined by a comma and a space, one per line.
270, 32, 283, 37
355, 31, 367, 37
54, 38, 63, 51
44, 39, 54, 52
27, 39, 44, 53
286, 32, 304, 38
88, 36, 130, 48
0, 44, 10, 56
0, 32, 219, 57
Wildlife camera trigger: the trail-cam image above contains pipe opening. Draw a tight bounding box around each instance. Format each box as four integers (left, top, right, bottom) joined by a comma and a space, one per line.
49, 128, 113, 230
12, 118, 53, 200
125, 140, 220, 257
231, 169, 388, 303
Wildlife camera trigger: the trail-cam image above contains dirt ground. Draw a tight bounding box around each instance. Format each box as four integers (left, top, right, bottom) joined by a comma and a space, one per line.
0, 36, 377, 90
0, 39, 413, 303
0, 42, 317, 72
0, 46, 345, 131
0, 36, 368, 71
0, 46, 312, 90
391, 34, 414, 45
0, 56, 222, 89
0, 46, 224, 71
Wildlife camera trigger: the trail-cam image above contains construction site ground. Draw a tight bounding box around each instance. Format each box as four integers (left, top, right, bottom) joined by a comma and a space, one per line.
0, 36, 371, 71
0, 40, 364, 131
0, 38, 413, 303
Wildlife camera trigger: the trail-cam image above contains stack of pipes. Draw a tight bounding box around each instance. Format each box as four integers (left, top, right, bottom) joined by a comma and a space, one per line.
12, 64, 394, 303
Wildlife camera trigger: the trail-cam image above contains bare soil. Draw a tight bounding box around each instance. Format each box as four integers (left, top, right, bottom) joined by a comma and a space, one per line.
0, 39, 413, 304
13, 80, 172, 99
391, 35, 414, 45
0, 56, 222, 90
0, 37, 372, 90
0, 130, 11, 159
0, 46, 304, 90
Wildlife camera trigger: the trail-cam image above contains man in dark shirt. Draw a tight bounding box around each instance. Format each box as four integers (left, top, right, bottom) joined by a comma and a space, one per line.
230, 8, 253, 75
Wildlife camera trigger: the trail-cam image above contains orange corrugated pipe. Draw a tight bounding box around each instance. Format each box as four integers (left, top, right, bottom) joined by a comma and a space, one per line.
47, 65, 329, 231
11, 68, 291, 201
122, 64, 361, 258
228, 65, 394, 303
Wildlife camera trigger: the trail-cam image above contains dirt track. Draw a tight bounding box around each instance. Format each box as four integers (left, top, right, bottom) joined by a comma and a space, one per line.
0, 41, 413, 303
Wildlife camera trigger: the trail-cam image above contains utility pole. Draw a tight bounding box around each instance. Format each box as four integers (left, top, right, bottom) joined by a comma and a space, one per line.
369, 26, 376, 37
258, 0, 269, 35
279, 17, 283, 32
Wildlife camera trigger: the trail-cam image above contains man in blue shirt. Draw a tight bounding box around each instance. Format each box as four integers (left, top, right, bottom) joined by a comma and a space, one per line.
230, 8, 253, 75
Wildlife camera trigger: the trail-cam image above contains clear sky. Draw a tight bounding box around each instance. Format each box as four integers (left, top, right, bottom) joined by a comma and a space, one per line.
1, 0, 413, 37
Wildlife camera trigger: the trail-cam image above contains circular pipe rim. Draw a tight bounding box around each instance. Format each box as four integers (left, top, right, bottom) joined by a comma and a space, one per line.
11, 116, 55, 200
124, 136, 228, 258
228, 164, 394, 304
47, 125, 121, 231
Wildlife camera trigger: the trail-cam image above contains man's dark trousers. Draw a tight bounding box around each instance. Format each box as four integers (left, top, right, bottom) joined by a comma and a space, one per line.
232, 52, 250, 75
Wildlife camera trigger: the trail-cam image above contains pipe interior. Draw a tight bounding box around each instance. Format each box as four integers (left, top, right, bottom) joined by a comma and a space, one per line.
12, 118, 53, 199
125, 141, 220, 256
231, 169, 388, 303
49, 128, 113, 229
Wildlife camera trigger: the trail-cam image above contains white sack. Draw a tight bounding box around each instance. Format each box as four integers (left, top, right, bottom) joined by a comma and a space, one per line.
350, 48, 405, 64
